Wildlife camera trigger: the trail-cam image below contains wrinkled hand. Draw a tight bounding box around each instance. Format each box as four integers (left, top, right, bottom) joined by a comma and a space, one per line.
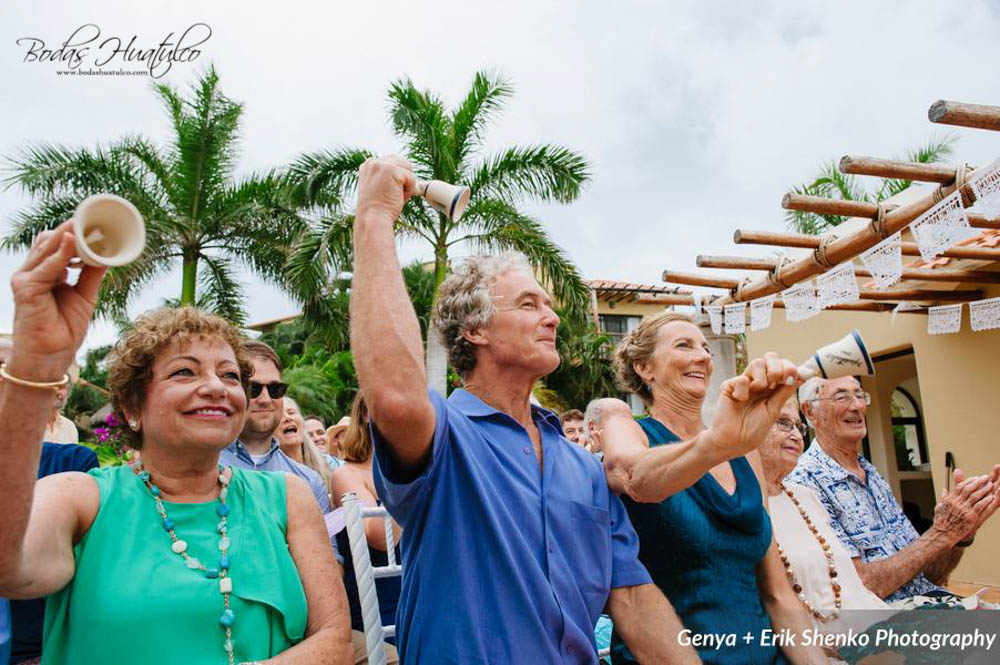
8, 220, 107, 380
355, 155, 416, 225
933, 472, 995, 545
951, 465, 1000, 539
704, 352, 800, 461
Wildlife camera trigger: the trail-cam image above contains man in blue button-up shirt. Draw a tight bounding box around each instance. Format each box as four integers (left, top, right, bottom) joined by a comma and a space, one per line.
791, 376, 1000, 603
350, 156, 699, 664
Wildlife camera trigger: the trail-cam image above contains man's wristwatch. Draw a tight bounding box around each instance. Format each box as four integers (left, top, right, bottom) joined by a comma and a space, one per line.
956, 536, 975, 548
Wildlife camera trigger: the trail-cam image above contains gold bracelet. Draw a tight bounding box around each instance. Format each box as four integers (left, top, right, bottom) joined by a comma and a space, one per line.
0, 363, 70, 390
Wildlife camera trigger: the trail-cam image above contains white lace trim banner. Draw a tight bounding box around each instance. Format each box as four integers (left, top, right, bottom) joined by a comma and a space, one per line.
705, 305, 723, 334
891, 301, 925, 326
909, 191, 975, 262
971, 158, 1000, 221
859, 232, 903, 290
783, 282, 820, 322
724, 303, 746, 334
816, 262, 860, 308
691, 292, 702, 314
969, 296, 1000, 332
750, 295, 775, 332
927, 304, 963, 335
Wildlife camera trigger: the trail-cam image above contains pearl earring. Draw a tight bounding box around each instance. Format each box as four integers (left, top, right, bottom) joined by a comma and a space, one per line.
129, 419, 139, 430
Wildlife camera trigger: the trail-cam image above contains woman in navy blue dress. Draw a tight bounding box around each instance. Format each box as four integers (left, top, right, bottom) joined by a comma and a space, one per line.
600, 312, 826, 665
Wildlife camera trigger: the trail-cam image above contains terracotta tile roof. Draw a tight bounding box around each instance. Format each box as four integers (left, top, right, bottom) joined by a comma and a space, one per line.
586, 279, 691, 295
908, 229, 1000, 270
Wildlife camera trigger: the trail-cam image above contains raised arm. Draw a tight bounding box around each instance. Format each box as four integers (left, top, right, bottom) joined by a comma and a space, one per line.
602, 354, 800, 503
0, 221, 107, 595
350, 156, 436, 476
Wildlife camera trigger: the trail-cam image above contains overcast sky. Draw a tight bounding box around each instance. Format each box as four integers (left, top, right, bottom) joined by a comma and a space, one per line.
2, 0, 999, 354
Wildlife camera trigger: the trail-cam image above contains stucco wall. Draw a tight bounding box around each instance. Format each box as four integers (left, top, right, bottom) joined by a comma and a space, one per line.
746, 294, 1000, 587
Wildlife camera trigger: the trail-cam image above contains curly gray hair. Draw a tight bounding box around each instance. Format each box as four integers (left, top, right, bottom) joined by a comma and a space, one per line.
433, 253, 533, 378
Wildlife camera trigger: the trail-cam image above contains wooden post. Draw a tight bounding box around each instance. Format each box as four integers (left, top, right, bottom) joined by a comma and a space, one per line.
696, 255, 778, 271
928, 100, 1000, 132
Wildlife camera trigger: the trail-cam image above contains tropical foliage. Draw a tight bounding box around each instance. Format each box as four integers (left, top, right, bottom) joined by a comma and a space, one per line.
543, 309, 619, 411
786, 136, 956, 235
283, 69, 592, 390
2, 66, 307, 325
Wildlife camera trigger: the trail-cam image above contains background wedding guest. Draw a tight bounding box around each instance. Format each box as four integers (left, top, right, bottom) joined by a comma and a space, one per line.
306, 414, 345, 470
277, 397, 333, 489
757, 393, 890, 634
791, 376, 1000, 602
559, 408, 586, 445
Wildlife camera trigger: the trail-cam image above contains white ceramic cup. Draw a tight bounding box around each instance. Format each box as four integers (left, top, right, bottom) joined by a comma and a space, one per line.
415, 180, 471, 222
72, 194, 146, 267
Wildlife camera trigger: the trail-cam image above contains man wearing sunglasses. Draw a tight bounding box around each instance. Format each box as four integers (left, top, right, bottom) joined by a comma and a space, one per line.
789, 375, 1000, 604
219, 341, 333, 515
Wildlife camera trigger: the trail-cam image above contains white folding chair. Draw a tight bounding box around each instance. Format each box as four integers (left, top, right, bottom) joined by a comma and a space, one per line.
341, 492, 402, 665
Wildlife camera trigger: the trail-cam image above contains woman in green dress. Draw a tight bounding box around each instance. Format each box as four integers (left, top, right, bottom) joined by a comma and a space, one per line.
0, 220, 352, 664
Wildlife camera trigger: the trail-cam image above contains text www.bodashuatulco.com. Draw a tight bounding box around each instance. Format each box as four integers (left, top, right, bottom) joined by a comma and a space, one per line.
56, 69, 149, 76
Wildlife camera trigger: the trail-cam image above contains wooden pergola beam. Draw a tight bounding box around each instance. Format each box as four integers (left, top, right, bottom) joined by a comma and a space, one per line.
733, 228, 1000, 261
781, 194, 999, 229
839, 156, 972, 184
695, 253, 1000, 284
662, 270, 739, 290
696, 255, 778, 271
718, 166, 993, 304
929, 100, 1000, 132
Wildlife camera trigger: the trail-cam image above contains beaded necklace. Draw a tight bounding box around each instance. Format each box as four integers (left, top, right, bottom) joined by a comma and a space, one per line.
134, 464, 237, 664
777, 482, 842, 623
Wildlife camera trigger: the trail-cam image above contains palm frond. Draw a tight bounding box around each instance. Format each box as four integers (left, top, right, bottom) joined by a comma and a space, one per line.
197, 254, 247, 325
387, 77, 452, 177
467, 145, 591, 206
163, 66, 244, 224
450, 70, 513, 167
93, 245, 176, 319
1, 194, 81, 250
284, 147, 371, 208
113, 135, 178, 206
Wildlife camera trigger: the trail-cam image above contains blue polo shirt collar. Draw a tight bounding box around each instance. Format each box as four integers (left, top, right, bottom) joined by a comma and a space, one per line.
448, 388, 563, 432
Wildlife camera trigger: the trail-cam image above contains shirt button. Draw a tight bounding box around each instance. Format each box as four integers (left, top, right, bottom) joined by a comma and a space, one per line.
522, 446, 531, 455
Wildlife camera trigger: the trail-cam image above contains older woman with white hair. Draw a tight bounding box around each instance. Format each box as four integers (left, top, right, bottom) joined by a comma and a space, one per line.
757, 393, 890, 634
276, 396, 333, 489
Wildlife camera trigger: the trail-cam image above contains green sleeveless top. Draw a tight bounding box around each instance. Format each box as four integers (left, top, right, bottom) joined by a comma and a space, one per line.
42, 466, 308, 665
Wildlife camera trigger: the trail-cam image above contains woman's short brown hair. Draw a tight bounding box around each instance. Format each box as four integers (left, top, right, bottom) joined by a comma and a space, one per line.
339, 391, 372, 464
614, 311, 696, 407
107, 307, 253, 449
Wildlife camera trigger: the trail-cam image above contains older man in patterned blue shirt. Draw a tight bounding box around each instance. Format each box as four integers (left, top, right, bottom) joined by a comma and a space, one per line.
789, 376, 1000, 603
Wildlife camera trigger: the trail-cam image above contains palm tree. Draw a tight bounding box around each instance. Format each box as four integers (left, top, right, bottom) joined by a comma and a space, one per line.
285, 70, 592, 392
2, 66, 306, 325
786, 136, 956, 235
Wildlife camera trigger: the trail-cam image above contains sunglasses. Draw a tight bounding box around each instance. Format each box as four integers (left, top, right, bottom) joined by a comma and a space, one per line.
248, 381, 288, 399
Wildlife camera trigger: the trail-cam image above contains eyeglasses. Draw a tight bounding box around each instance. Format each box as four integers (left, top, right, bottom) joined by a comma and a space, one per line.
248, 381, 288, 399
775, 417, 808, 438
809, 391, 871, 407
